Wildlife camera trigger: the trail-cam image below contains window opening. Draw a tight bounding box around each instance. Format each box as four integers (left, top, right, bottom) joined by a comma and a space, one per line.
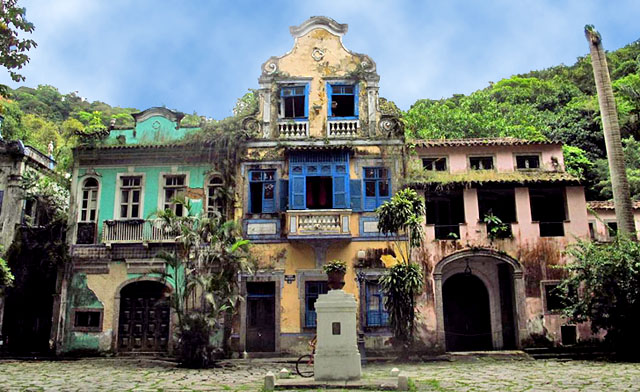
365, 281, 389, 327
606, 221, 618, 239
478, 188, 516, 238
516, 155, 540, 170
543, 283, 563, 312
422, 157, 447, 171
329, 84, 356, 118
306, 176, 332, 209
281, 85, 306, 119
363, 167, 390, 211
530, 188, 566, 237
249, 170, 276, 214
207, 177, 225, 217
80, 178, 99, 222
119, 176, 142, 219
588, 221, 596, 240
470, 156, 494, 170
305, 281, 327, 328
163, 175, 187, 216
74, 310, 101, 329
426, 190, 465, 240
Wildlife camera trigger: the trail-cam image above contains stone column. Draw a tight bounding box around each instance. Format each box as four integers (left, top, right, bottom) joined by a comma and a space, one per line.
314, 290, 361, 381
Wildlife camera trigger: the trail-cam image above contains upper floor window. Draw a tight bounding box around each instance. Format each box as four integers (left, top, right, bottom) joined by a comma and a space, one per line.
280, 85, 308, 119
80, 178, 99, 222
422, 157, 447, 172
328, 84, 357, 118
249, 170, 276, 214
516, 155, 540, 170
470, 156, 494, 170
364, 167, 390, 211
529, 187, 566, 237
606, 221, 618, 239
163, 175, 187, 216
119, 176, 142, 219
206, 176, 225, 218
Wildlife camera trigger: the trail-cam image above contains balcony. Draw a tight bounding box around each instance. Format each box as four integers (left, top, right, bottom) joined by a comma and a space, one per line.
278, 120, 309, 138
287, 209, 351, 239
328, 119, 359, 138
102, 219, 180, 245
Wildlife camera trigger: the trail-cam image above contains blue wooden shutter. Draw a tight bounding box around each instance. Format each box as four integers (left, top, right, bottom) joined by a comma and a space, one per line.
327, 83, 333, 117
304, 84, 309, 118
332, 164, 348, 209
350, 179, 362, 212
262, 182, 275, 213
290, 177, 306, 210
279, 179, 289, 211
353, 84, 359, 117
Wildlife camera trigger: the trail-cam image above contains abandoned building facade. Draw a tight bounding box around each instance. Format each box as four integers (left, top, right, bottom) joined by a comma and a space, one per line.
17, 16, 610, 355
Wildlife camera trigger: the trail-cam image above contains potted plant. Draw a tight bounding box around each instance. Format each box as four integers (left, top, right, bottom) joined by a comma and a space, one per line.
323, 259, 347, 290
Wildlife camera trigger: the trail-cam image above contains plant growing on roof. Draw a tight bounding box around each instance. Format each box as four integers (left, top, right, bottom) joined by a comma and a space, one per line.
376, 188, 425, 353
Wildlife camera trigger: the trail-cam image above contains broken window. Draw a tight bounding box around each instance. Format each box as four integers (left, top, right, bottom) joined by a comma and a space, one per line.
469, 156, 494, 170
422, 157, 447, 171
306, 176, 332, 209
426, 190, 465, 240
249, 170, 276, 214
477, 188, 516, 238
516, 155, 540, 170
529, 187, 566, 237
280, 85, 307, 119
73, 309, 102, 331
328, 84, 356, 118
206, 176, 225, 218
305, 281, 328, 328
163, 175, 187, 217
119, 176, 142, 219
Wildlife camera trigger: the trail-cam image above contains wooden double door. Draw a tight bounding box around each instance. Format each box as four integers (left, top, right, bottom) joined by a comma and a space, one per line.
245, 282, 276, 352
118, 281, 170, 353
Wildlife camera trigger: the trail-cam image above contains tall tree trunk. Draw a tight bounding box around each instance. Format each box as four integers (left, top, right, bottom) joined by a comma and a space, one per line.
585, 25, 637, 238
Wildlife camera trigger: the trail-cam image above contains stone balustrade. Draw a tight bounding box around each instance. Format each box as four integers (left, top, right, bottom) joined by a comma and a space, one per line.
287, 210, 351, 237
278, 120, 309, 138
328, 119, 359, 138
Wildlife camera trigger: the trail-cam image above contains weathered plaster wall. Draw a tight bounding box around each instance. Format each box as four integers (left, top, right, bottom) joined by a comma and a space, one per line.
587, 208, 640, 241
105, 116, 198, 145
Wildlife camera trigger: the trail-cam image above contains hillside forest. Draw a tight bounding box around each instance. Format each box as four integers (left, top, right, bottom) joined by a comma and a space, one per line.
2, 39, 640, 201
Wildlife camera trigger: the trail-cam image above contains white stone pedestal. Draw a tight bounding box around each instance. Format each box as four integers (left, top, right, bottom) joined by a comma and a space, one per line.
313, 289, 361, 381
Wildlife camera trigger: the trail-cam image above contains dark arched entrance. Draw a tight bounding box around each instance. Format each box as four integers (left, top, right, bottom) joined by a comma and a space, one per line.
118, 281, 170, 352
443, 273, 492, 351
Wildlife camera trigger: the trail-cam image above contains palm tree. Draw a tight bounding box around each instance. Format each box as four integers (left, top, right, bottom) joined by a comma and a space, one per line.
585, 25, 637, 238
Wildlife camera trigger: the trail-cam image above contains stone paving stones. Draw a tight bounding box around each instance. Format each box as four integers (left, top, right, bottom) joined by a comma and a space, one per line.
0, 357, 639, 391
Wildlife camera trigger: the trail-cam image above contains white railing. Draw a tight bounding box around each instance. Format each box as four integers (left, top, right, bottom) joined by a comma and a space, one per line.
328, 119, 359, 138
278, 120, 309, 138
288, 210, 351, 236
102, 219, 181, 244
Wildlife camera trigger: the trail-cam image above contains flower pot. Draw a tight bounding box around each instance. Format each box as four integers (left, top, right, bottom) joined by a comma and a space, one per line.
327, 270, 346, 290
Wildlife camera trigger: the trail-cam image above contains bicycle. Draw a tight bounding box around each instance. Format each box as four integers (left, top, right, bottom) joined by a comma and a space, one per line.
295, 335, 316, 378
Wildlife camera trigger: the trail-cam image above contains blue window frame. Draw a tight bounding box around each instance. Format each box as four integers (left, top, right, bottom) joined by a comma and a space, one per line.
305, 281, 328, 328
289, 151, 350, 210
366, 281, 389, 327
249, 170, 276, 214
327, 84, 358, 119
280, 84, 308, 119
363, 167, 390, 211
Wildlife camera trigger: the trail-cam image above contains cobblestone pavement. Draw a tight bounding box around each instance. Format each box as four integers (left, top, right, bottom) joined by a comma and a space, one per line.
0, 356, 639, 391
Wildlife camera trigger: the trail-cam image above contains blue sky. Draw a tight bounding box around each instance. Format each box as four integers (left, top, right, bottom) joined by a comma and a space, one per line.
3, 0, 640, 119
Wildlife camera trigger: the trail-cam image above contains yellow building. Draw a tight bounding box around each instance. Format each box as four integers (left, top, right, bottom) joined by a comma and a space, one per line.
233, 16, 404, 354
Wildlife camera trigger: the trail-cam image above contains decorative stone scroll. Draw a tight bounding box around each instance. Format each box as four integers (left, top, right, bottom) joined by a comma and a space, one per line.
241, 116, 262, 138
378, 114, 404, 138
311, 47, 325, 61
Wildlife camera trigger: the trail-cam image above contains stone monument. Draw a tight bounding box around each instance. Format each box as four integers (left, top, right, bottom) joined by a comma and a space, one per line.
313, 289, 362, 381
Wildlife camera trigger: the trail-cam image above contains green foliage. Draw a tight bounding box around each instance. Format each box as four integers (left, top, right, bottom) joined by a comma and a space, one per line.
483, 213, 512, 240
563, 145, 594, 179
560, 236, 640, 356
593, 136, 640, 200
0, 249, 14, 289
322, 259, 346, 274
0, 0, 36, 83
376, 188, 425, 255
379, 262, 423, 349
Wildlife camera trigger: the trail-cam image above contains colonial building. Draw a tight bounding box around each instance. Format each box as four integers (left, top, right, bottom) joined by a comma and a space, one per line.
407, 138, 593, 351
58, 17, 599, 356
587, 200, 640, 241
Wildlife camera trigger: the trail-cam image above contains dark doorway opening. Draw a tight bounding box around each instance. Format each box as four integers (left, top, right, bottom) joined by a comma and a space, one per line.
118, 281, 170, 353
306, 177, 332, 209
443, 273, 492, 351
246, 282, 276, 352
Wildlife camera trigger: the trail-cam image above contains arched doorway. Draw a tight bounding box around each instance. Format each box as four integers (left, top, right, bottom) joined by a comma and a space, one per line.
443, 273, 492, 351
117, 281, 170, 353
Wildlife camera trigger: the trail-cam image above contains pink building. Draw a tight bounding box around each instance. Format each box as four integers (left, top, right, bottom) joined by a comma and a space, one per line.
407, 138, 594, 351
587, 200, 640, 241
